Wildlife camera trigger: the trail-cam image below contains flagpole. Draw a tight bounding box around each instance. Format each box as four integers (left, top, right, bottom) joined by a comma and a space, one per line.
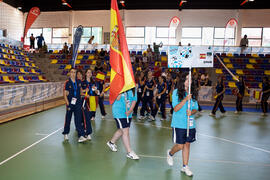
187, 63, 192, 137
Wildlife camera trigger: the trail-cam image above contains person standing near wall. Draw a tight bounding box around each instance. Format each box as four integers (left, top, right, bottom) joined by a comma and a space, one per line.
240, 34, 248, 54
36, 33, 44, 51
30, 33, 35, 50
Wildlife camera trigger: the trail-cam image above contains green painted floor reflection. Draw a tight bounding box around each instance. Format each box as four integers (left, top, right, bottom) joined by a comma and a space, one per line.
0, 106, 270, 180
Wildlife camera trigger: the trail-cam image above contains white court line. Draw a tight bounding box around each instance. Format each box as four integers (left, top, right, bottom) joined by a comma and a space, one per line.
131, 120, 270, 154
35, 133, 49, 136
0, 127, 63, 166
138, 154, 270, 167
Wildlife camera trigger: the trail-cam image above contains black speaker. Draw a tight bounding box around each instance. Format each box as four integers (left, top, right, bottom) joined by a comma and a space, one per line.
3, 29, 7, 37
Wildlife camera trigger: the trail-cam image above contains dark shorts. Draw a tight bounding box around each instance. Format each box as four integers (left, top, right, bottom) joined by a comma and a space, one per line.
114, 118, 132, 129
172, 128, 196, 144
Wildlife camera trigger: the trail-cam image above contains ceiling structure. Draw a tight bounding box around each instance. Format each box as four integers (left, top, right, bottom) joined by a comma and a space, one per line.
3, 0, 270, 12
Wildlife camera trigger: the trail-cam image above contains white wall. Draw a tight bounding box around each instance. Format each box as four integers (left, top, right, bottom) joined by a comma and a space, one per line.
0, 2, 24, 41
23, 8, 270, 44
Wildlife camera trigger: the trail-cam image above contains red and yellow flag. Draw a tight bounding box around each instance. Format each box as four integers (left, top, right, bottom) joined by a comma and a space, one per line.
109, 0, 135, 104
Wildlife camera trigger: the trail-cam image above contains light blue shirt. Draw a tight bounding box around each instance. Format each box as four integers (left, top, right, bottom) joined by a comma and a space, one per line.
171, 89, 198, 129
112, 89, 137, 118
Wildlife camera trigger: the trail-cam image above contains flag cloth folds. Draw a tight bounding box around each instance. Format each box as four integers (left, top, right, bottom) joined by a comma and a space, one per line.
109, 0, 135, 104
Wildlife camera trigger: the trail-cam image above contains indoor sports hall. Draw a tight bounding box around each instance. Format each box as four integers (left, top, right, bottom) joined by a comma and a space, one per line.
0, 0, 269, 180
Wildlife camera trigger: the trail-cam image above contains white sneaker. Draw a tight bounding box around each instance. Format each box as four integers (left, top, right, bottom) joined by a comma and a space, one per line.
64, 134, 69, 141
181, 165, 193, 176
209, 113, 215, 117
126, 151, 139, 160
87, 135, 91, 140
166, 149, 173, 166
101, 116, 105, 119
138, 116, 146, 120
107, 141, 117, 152
234, 111, 239, 114
160, 118, 165, 121
149, 115, 155, 121
78, 136, 87, 143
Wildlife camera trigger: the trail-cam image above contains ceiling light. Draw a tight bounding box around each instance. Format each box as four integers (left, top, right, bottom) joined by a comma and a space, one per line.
17, 7, 22, 10
120, 1, 125, 3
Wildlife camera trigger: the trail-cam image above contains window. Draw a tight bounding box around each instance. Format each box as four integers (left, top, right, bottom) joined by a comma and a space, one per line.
213, 28, 235, 46
241, 28, 262, 46
126, 26, 176, 45
25, 28, 50, 45
262, 28, 270, 47
202, 27, 214, 45
52, 28, 69, 44
43, 28, 52, 44
182, 27, 202, 45
73, 27, 103, 44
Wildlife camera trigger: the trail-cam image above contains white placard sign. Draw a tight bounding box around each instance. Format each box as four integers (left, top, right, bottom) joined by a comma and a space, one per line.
168, 46, 214, 68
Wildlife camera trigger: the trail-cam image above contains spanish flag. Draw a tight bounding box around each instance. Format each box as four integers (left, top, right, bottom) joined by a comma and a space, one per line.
109, 0, 135, 104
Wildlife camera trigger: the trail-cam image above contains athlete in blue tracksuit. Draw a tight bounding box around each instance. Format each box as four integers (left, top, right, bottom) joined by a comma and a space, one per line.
133, 71, 146, 116
81, 69, 97, 140
96, 80, 107, 118
153, 76, 167, 120
63, 68, 86, 142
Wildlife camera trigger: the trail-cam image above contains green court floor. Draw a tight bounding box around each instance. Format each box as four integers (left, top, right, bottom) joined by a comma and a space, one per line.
0, 106, 270, 180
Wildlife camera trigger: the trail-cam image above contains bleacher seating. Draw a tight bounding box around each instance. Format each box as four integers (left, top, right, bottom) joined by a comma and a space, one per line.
0, 43, 48, 84
214, 53, 270, 95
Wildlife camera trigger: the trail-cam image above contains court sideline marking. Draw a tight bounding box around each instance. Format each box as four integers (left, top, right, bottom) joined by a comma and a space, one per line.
0, 127, 63, 166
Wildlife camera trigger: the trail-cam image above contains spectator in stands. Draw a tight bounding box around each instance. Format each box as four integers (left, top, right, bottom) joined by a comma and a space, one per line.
69, 44, 73, 55
94, 49, 99, 59
261, 77, 270, 116
147, 44, 153, 62
178, 42, 182, 46
88, 36, 95, 44
153, 62, 162, 78
142, 53, 148, 63
63, 42, 69, 54
235, 76, 248, 114
209, 76, 226, 116
240, 35, 248, 54
95, 61, 104, 72
99, 48, 105, 58
130, 54, 136, 65
30, 34, 35, 50
36, 33, 44, 51
153, 42, 162, 60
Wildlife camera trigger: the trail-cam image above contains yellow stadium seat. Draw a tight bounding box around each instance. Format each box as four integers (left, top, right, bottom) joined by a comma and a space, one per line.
38, 75, 47, 82
92, 60, 96, 65
53, 50, 59, 54
3, 54, 8, 59
19, 76, 29, 82
236, 69, 243, 75
65, 65, 72, 69
215, 69, 223, 74
252, 54, 259, 57
228, 82, 236, 88
259, 83, 262, 89
51, 59, 58, 64
20, 52, 24, 55
32, 63, 36, 67
226, 64, 233, 68
246, 64, 254, 69
20, 68, 29, 74
25, 62, 29, 67
223, 58, 230, 63
3, 76, 14, 83
161, 56, 167, 61
10, 50, 14, 54
11, 55, 16, 60
25, 57, 30, 61
31, 69, 37, 74
233, 75, 239, 81
0, 68, 6, 74
77, 55, 83, 60
75, 60, 80, 64
227, 53, 233, 57
265, 70, 270, 75
88, 55, 94, 60
249, 59, 256, 64
0, 60, 6, 65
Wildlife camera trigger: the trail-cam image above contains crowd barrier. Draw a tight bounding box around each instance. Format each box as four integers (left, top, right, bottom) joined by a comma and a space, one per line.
47, 44, 270, 54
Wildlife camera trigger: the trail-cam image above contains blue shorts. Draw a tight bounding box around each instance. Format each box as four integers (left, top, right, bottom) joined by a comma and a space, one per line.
114, 118, 132, 129
172, 128, 196, 144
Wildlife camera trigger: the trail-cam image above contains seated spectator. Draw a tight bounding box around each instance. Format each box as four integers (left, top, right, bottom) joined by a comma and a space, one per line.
95, 61, 104, 73
94, 49, 99, 59
142, 53, 148, 63
63, 42, 69, 54
130, 54, 136, 64
100, 48, 105, 57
